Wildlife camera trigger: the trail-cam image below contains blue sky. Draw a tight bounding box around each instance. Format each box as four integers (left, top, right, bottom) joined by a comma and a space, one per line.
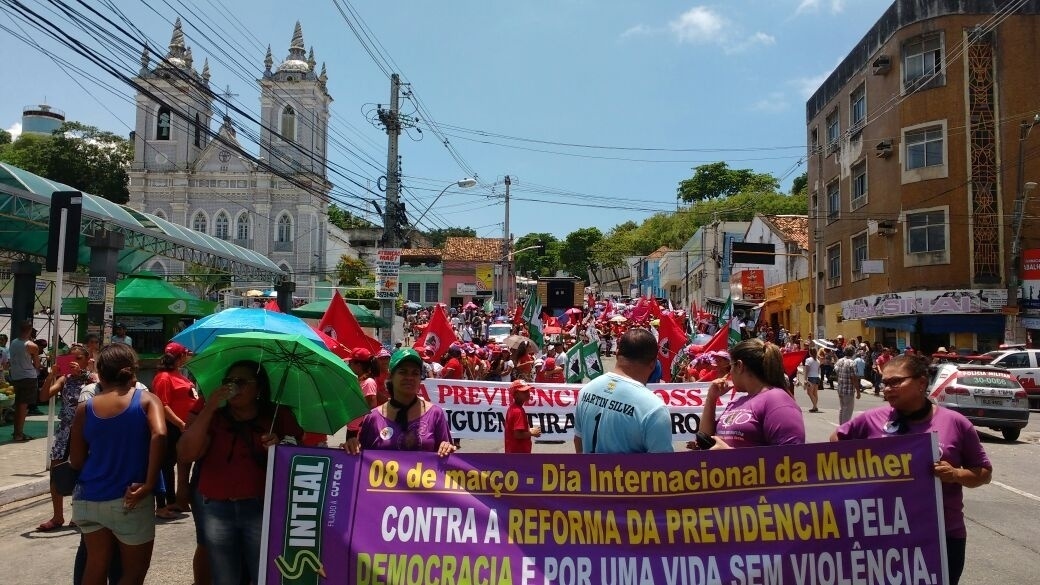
1, 0, 888, 239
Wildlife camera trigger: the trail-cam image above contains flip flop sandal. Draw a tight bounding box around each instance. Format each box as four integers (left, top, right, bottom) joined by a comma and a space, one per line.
37, 519, 65, 532
13, 434, 34, 443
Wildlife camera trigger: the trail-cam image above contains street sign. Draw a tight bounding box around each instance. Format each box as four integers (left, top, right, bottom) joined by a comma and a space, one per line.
46, 191, 83, 272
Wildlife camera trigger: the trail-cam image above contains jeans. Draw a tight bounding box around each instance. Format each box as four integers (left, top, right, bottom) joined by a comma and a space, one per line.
196, 496, 263, 585
838, 392, 856, 424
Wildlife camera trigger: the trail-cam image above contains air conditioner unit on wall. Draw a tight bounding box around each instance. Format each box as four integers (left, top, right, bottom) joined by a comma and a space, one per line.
875, 141, 892, 158
872, 55, 891, 75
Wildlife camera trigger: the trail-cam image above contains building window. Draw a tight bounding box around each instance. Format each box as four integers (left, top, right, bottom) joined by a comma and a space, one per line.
907, 210, 946, 253
849, 85, 866, 133
826, 181, 839, 222
406, 283, 421, 303
215, 212, 229, 240
903, 34, 943, 90
905, 126, 943, 170
276, 214, 292, 242
810, 126, 819, 153
826, 110, 840, 147
156, 106, 171, 140
235, 213, 250, 241
192, 212, 207, 233
826, 244, 841, 287
194, 113, 201, 147
281, 105, 296, 141
425, 282, 439, 303
149, 261, 166, 277
851, 161, 867, 209
851, 232, 868, 276
153, 209, 167, 221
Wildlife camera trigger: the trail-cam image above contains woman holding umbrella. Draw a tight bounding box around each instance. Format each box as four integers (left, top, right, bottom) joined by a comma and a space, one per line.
344, 348, 456, 457
178, 360, 303, 585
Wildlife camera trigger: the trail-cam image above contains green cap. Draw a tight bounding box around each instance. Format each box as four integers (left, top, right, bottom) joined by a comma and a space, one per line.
389, 347, 422, 372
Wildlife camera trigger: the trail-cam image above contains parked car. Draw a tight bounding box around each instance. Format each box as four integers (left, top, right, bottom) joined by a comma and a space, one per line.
487, 323, 513, 344
928, 363, 1030, 441
968, 348, 1040, 409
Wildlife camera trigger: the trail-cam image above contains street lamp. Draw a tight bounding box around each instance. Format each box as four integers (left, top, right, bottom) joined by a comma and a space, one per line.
404, 177, 477, 242
1006, 114, 1040, 344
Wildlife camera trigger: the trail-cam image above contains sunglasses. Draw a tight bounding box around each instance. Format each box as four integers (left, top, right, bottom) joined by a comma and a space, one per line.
221, 377, 255, 386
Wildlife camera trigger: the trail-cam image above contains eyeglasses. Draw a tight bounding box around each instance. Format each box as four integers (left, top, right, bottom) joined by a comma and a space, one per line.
880, 375, 917, 387
221, 377, 255, 386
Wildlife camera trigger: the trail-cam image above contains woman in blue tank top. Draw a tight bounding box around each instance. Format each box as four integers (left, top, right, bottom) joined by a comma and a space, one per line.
69, 344, 167, 585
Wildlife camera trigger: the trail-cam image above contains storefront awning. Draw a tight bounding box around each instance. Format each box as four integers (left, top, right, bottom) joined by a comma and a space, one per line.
866, 316, 919, 332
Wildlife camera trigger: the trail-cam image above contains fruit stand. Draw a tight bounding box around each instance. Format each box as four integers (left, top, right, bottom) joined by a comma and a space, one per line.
0, 382, 14, 425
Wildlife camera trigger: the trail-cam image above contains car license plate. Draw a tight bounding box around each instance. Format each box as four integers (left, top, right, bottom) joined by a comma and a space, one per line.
980, 397, 1006, 406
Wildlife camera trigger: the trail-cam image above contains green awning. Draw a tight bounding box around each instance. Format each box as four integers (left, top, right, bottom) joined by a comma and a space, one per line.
62, 273, 216, 316
291, 299, 389, 328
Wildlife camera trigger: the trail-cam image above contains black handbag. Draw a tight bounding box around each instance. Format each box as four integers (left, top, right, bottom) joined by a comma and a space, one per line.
50, 461, 79, 496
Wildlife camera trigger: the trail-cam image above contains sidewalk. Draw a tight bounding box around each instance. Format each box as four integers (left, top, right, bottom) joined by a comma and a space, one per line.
0, 407, 58, 507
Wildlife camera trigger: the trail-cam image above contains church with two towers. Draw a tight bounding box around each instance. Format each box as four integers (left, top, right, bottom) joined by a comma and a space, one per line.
128, 19, 333, 302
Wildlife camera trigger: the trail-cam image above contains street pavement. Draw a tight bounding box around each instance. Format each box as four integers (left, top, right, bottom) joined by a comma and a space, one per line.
0, 376, 1038, 583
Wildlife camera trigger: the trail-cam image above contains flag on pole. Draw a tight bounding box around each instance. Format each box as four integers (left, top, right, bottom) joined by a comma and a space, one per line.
482, 297, 494, 314
580, 341, 604, 379
317, 290, 382, 355
565, 342, 585, 383
412, 304, 458, 362
521, 290, 545, 348
720, 295, 742, 348
655, 311, 688, 382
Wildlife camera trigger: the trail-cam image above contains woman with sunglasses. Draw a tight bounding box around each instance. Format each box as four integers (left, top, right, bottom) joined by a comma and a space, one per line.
831, 353, 991, 585
178, 360, 303, 585
692, 339, 805, 449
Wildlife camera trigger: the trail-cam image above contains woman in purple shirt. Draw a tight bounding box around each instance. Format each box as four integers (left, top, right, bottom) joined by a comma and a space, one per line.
344, 348, 456, 457
693, 339, 805, 449
831, 353, 991, 585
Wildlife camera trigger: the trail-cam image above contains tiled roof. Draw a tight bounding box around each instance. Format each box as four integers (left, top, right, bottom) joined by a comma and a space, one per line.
764, 215, 810, 251
647, 245, 672, 259
401, 247, 442, 258
443, 237, 505, 262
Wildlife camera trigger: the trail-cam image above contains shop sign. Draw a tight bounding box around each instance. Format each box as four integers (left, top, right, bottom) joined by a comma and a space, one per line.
841, 289, 1008, 320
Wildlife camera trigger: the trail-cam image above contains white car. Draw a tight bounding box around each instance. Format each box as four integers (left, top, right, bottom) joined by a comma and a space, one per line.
929, 363, 1030, 442
487, 323, 512, 344
969, 348, 1040, 409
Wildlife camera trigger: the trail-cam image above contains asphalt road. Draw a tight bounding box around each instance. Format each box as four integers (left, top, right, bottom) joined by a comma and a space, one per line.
0, 377, 1037, 584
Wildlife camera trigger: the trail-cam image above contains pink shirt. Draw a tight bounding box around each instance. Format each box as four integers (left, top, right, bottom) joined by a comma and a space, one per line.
715, 387, 806, 448
347, 378, 378, 432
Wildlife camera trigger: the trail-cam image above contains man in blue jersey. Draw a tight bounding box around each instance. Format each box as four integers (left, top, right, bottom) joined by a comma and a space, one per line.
573, 328, 673, 454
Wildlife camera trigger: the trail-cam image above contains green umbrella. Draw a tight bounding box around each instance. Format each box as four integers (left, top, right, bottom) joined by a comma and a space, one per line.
185, 332, 368, 434
291, 299, 390, 327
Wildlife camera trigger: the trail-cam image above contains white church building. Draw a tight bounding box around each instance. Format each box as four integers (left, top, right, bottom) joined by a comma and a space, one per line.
127, 19, 335, 303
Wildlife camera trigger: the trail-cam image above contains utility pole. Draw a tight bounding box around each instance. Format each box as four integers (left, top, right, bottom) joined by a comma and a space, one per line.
1005, 115, 1040, 344
503, 175, 512, 310
376, 73, 402, 347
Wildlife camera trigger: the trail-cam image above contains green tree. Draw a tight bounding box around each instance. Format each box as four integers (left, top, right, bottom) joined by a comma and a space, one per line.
559, 227, 603, 281
335, 255, 371, 286
790, 172, 808, 196
0, 121, 132, 203
514, 232, 560, 277
327, 204, 376, 230
169, 263, 232, 302
0, 129, 11, 145
424, 227, 477, 248
677, 162, 779, 203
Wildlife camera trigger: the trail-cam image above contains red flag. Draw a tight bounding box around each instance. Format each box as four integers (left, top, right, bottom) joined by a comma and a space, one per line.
264, 299, 280, 312
698, 325, 729, 355
782, 350, 809, 379
312, 327, 352, 360
413, 304, 458, 362
655, 312, 688, 382
317, 290, 381, 354
511, 304, 524, 326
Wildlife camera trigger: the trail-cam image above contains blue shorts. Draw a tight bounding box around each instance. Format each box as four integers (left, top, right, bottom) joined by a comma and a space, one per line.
807, 376, 821, 385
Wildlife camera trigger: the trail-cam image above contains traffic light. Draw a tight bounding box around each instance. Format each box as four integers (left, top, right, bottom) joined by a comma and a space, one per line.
536, 239, 546, 256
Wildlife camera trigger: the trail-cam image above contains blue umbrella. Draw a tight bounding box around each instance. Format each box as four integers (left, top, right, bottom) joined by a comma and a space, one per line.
172, 307, 330, 353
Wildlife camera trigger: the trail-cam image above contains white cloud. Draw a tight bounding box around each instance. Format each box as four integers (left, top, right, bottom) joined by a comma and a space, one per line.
751, 92, 790, 112
620, 24, 656, 39
793, 70, 833, 98
725, 31, 777, 54
5, 122, 21, 139
669, 6, 728, 44
795, 0, 846, 15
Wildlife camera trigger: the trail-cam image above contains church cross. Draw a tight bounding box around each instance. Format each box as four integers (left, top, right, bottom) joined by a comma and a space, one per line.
221, 85, 238, 117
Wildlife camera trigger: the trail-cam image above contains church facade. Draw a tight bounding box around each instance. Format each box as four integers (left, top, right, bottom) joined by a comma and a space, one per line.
127, 19, 333, 303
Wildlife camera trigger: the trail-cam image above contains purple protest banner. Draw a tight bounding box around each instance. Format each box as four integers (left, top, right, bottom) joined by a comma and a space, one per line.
262, 434, 947, 585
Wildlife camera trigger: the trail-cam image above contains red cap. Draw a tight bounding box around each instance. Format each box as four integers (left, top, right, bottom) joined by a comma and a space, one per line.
164, 342, 191, 358
543, 357, 556, 369
509, 380, 531, 395
350, 348, 373, 362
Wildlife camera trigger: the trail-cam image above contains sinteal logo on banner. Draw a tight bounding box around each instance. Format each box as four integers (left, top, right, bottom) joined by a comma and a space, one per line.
275, 455, 331, 583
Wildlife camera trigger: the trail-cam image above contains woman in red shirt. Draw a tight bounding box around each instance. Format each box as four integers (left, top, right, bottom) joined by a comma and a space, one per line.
151, 342, 199, 517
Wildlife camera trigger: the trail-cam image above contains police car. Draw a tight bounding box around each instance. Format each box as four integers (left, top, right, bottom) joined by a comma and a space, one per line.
929, 363, 1030, 442
968, 347, 1040, 409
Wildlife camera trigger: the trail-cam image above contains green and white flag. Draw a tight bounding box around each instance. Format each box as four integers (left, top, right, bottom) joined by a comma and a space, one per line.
521, 291, 545, 348
565, 342, 585, 383
580, 341, 604, 379
482, 297, 494, 314
720, 295, 742, 349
